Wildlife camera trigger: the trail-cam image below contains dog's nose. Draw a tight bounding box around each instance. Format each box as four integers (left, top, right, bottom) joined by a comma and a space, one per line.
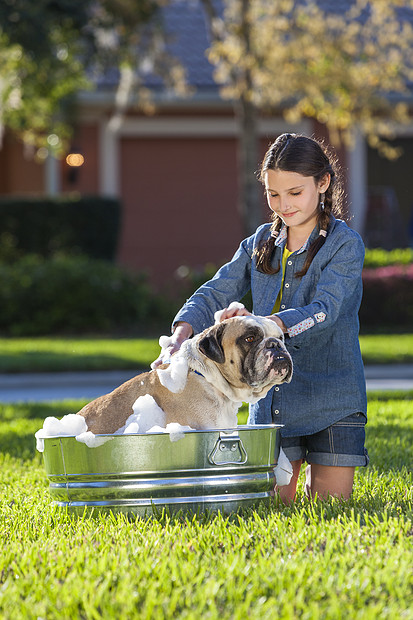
265, 338, 285, 351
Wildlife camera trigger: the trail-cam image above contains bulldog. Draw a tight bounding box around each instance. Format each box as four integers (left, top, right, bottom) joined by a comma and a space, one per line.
77, 315, 293, 435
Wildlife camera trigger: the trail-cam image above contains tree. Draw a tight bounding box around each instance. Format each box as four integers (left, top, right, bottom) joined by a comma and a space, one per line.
85, 0, 190, 122
200, 0, 413, 235
0, 0, 90, 150
0, 0, 188, 153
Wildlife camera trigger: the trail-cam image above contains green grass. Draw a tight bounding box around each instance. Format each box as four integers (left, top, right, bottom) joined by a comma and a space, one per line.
0, 333, 412, 373
359, 333, 413, 365
0, 396, 412, 618
0, 337, 161, 373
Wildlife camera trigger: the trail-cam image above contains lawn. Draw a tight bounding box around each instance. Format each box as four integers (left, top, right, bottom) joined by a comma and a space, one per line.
0, 395, 412, 618
0, 333, 413, 373
0, 337, 161, 373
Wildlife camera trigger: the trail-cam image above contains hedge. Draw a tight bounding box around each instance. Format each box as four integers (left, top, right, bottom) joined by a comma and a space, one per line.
0, 195, 121, 261
0, 255, 158, 336
360, 264, 413, 329
363, 248, 413, 268
0, 250, 411, 336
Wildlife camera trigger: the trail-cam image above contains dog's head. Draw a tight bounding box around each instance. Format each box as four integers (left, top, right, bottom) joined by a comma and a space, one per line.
195, 316, 293, 403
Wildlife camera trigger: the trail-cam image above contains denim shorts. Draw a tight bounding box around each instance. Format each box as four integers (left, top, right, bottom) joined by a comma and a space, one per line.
280, 413, 369, 467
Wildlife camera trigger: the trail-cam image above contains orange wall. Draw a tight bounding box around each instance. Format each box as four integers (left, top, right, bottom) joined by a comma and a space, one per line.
0, 124, 100, 196
118, 136, 250, 285
0, 134, 45, 194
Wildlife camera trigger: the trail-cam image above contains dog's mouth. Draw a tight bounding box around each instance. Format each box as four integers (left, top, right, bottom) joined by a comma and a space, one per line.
266, 357, 292, 382
248, 347, 293, 387
265, 349, 292, 378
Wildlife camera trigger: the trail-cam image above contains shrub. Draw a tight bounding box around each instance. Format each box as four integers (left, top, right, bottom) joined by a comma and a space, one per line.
360, 264, 413, 329
0, 255, 157, 336
364, 248, 413, 268
173, 263, 219, 297
0, 195, 121, 261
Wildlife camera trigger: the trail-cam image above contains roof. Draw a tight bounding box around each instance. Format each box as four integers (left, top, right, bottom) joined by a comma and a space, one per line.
92, 0, 413, 104
95, 0, 217, 96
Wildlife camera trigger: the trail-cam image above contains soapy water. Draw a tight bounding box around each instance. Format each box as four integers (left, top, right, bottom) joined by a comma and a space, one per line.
35, 394, 195, 452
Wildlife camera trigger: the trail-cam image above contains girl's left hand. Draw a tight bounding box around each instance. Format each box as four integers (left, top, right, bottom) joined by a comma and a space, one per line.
215, 302, 252, 323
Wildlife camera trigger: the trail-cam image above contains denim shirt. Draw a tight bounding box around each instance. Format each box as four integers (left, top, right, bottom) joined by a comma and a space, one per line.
173, 216, 367, 437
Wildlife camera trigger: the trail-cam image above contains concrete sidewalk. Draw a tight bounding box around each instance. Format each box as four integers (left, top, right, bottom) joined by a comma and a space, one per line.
0, 365, 412, 403
0, 370, 138, 403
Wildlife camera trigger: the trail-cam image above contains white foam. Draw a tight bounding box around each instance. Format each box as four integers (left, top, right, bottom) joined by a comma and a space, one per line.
35, 392, 194, 451
158, 335, 173, 349
76, 432, 113, 448
156, 353, 188, 393
35, 414, 87, 452
120, 394, 166, 434
150, 335, 174, 368
147, 422, 194, 442
274, 447, 293, 486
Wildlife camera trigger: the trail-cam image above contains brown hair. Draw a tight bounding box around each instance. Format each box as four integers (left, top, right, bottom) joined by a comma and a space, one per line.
254, 133, 344, 277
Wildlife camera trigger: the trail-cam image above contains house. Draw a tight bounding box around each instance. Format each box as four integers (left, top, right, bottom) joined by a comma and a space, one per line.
0, 0, 412, 286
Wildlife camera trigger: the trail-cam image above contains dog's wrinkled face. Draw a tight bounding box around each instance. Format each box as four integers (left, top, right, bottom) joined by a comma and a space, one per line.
197, 316, 293, 401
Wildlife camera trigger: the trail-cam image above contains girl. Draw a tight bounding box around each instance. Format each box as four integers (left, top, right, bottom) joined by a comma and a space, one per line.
153, 133, 368, 503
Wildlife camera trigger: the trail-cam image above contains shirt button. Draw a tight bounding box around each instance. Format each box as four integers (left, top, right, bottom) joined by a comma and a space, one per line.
274, 409, 279, 415
287, 260, 293, 266
285, 283, 290, 288
281, 304, 286, 309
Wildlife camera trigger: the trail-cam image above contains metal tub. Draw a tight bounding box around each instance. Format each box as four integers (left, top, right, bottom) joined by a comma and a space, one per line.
42, 424, 282, 517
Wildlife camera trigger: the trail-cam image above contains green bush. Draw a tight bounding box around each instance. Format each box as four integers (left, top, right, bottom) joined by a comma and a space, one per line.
0, 195, 121, 261
0, 255, 158, 336
1, 245, 412, 336
364, 248, 413, 268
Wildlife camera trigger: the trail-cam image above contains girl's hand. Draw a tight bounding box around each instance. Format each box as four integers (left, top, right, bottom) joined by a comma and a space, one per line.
266, 315, 287, 333
151, 322, 193, 369
215, 302, 252, 323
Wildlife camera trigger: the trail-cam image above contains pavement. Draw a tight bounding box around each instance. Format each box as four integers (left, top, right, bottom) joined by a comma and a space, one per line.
0, 365, 412, 403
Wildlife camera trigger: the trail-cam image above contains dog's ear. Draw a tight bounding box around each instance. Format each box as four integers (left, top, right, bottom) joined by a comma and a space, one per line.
198, 324, 226, 364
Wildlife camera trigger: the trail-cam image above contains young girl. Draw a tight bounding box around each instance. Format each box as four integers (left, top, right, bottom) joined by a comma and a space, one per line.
153, 133, 368, 503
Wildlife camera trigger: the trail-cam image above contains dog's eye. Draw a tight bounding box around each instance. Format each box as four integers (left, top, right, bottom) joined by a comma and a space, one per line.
245, 336, 255, 343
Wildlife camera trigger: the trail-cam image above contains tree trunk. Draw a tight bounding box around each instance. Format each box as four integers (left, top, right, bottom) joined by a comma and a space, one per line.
236, 0, 262, 236
235, 94, 262, 236
200, 0, 264, 236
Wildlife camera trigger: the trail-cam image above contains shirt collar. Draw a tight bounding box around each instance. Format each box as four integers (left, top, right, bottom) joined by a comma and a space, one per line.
271, 224, 312, 255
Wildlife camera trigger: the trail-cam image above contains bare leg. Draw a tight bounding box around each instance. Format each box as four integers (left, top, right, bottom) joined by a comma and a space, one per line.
305, 464, 355, 500
276, 459, 303, 504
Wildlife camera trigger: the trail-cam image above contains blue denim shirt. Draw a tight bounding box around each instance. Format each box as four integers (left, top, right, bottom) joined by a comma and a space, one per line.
173, 216, 367, 437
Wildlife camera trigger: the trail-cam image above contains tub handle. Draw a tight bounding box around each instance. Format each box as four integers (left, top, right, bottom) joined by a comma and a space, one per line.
208, 434, 248, 466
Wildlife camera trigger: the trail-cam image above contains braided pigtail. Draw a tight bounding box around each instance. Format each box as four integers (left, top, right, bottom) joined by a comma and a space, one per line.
254, 133, 344, 277
294, 168, 337, 277
253, 215, 283, 274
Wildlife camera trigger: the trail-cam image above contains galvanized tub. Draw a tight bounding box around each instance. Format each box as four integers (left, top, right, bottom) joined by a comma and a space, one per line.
42, 424, 282, 517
